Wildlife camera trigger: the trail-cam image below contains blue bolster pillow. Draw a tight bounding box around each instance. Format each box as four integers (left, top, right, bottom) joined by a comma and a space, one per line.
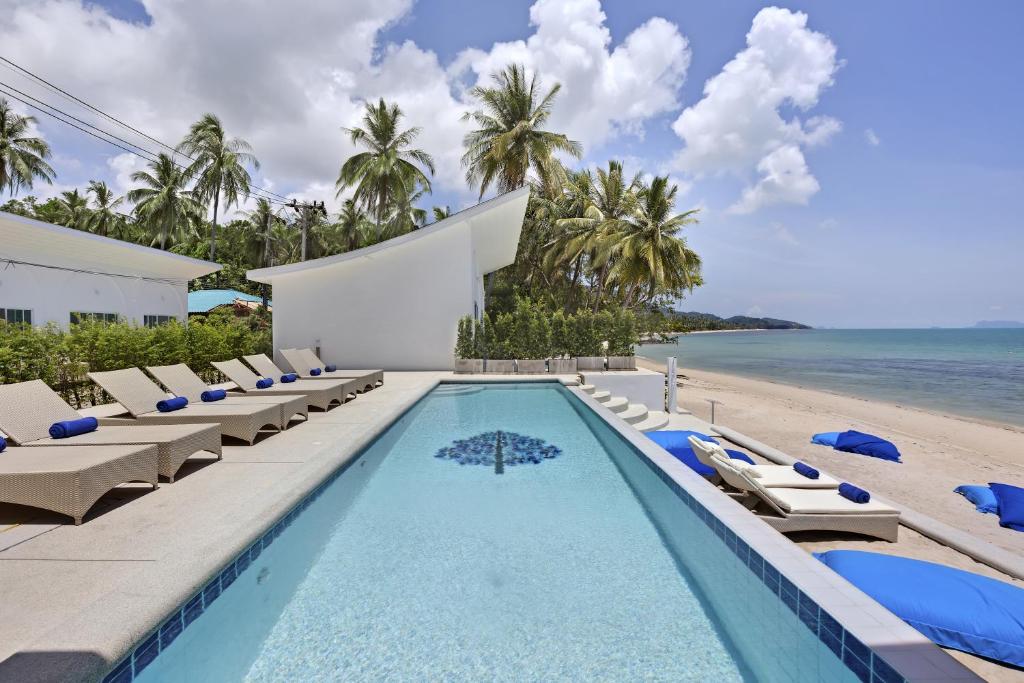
838, 482, 870, 504
48, 416, 99, 438
309, 368, 322, 376
255, 378, 274, 389
0, 435, 7, 452
811, 431, 841, 447
793, 462, 819, 479
280, 373, 298, 383
324, 364, 337, 372
989, 483, 1024, 532
954, 485, 999, 514
815, 549, 1024, 667
156, 396, 188, 412
201, 389, 227, 402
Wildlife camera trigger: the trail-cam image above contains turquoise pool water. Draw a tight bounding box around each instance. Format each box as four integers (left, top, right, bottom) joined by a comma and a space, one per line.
131, 383, 864, 682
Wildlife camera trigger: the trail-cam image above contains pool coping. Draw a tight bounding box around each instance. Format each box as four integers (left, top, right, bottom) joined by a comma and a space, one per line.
565, 385, 981, 682
1, 374, 977, 682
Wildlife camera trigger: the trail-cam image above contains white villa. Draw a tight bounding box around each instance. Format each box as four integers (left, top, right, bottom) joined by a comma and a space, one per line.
248, 186, 530, 370
0, 210, 220, 328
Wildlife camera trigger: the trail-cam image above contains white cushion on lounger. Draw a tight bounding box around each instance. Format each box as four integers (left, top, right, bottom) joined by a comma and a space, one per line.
761, 487, 898, 515
744, 467, 839, 488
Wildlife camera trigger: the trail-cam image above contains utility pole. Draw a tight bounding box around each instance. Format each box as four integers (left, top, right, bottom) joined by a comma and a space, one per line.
286, 200, 327, 262
262, 210, 272, 309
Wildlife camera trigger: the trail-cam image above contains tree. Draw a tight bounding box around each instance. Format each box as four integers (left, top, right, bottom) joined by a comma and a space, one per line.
0, 97, 55, 196
336, 98, 434, 237
431, 205, 452, 222
610, 175, 702, 306
178, 113, 259, 261
461, 64, 582, 198
54, 189, 90, 230
337, 198, 371, 252
127, 153, 204, 250
85, 180, 126, 238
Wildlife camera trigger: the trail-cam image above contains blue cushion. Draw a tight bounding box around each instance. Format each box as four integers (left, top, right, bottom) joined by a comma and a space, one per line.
201, 389, 227, 402
255, 378, 274, 389
309, 368, 322, 376
954, 485, 999, 515
48, 416, 99, 438
280, 373, 298, 383
0, 436, 6, 452
989, 483, 1024, 532
661, 446, 715, 477
724, 449, 755, 465
324, 364, 337, 372
838, 482, 870, 503
156, 396, 188, 412
647, 430, 718, 451
834, 430, 902, 462
811, 431, 841, 447
815, 550, 1024, 667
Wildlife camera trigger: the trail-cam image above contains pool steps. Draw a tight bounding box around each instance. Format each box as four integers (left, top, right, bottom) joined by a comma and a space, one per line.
580, 384, 669, 432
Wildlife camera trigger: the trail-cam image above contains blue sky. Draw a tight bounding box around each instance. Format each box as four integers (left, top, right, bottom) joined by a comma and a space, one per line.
4, 0, 1022, 327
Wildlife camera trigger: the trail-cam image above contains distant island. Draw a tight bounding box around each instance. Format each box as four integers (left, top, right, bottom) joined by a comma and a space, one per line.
974, 320, 1024, 329
642, 309, 811, 336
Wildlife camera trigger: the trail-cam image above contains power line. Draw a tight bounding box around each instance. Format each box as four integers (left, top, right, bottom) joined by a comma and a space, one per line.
0, 55, 294, 204
0, 257, 188, 286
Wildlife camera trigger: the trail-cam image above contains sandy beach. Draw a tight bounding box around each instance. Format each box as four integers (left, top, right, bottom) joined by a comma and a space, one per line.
639, 358, 1024, 680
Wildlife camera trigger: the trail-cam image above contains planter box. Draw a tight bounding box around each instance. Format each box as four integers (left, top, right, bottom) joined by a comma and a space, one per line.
577, 356, 606, 371
607, 356, 636, 370
516, 359, 547, 374
548, 358, 578, 374
484, 359, 516, 374
454, 358, 483, 374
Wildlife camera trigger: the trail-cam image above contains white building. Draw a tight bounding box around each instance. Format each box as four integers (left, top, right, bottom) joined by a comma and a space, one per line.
248, 187, 530, 370
0, 211, 220, 328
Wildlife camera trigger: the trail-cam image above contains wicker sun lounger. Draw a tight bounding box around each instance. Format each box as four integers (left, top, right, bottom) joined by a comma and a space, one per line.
280, 348, 382, 391
242, 354, 362, 399
0, 444, 159, 524
692, 437, 840, 489
716, 454, 900, 541
211, 359, 353, 411
0, 379, 221, 482
146, 363, 308, 427
88, 368, 284, 445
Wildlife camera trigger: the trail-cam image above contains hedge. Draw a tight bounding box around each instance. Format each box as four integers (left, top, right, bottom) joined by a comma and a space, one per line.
454, 298, 638, 360
0, 310, 271, 409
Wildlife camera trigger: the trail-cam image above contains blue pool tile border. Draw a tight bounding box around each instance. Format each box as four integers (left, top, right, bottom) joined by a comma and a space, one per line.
635, 441, 907, 683
103, 381, 908, 683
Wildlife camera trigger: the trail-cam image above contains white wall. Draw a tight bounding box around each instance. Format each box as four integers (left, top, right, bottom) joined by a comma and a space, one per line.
270, 225, 477, 370
0, 264, 187, 328
580, 369, 666, 412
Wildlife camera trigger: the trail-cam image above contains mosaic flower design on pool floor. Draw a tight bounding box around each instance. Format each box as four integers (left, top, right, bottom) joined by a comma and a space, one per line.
435, 431, 562, 474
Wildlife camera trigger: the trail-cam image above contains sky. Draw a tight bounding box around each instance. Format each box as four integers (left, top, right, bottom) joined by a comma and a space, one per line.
1, 0, 1021, 328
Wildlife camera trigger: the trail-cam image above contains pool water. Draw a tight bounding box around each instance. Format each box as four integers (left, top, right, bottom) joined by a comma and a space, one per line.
134, 383, 858, 682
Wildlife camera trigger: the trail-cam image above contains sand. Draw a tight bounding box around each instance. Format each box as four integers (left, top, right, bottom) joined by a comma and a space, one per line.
638, 358, 1024, 681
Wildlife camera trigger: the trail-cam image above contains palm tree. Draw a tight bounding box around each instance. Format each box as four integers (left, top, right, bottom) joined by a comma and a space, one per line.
610, 176, 702, 305
127, 153, 204, 250
0, 97, 55, 196
55, 189, 90, 230
432, 205, 452, 222
85, 180, 126, 238
178, 113, 259, 261
336, 98, 434, 238
385, 179, 427, 237
241, 198, 282, 307
337, 198, 371, 252
461, 64, 582, 198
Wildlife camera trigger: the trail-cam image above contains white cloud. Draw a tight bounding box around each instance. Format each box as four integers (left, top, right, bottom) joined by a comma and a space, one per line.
770, 221, 801, 246
746, 305, 763, 316
0, 0, 692, 208
864, 128, 881, 146
818, 217, 839, 230
670, 7, 840, 213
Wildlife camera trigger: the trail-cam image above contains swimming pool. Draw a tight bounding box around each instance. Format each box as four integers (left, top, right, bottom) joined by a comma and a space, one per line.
110, 382, 905, 682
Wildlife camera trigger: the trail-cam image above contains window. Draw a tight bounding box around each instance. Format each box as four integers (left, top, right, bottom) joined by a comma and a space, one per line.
0, 308, 32, 325
144, 315, 175, 328
70, 311, 119, 325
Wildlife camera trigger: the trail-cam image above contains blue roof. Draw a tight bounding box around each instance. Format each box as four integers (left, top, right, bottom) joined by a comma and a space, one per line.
188, 289, 269, 314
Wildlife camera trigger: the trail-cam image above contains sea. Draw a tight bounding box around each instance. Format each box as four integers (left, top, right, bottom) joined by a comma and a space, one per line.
637, 329, 1024, 428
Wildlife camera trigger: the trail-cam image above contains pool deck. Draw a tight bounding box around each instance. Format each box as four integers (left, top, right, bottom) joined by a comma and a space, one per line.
0, 373, 979, 682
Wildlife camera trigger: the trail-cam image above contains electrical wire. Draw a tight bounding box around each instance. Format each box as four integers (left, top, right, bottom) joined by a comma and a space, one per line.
0, 257, 189, 286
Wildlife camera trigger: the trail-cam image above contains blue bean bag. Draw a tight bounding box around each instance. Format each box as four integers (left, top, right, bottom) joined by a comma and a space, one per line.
647, 430, 718, 449
954, 485, 1000, 515
815, 550, 1024, 667
989, 483, 1024, 532
811, 431, 841, 447
834, 430, 901, 462
646, 431, 755, 477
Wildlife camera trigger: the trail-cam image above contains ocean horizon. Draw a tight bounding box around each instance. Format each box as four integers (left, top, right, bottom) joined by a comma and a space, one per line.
638, 328, 1024, 428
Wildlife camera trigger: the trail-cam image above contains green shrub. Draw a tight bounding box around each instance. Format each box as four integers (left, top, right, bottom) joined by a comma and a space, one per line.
454, 316, 475, 359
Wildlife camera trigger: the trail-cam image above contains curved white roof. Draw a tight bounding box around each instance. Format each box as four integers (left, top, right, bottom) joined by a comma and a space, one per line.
248, 186, 530, 284
0, 210, 220, 281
